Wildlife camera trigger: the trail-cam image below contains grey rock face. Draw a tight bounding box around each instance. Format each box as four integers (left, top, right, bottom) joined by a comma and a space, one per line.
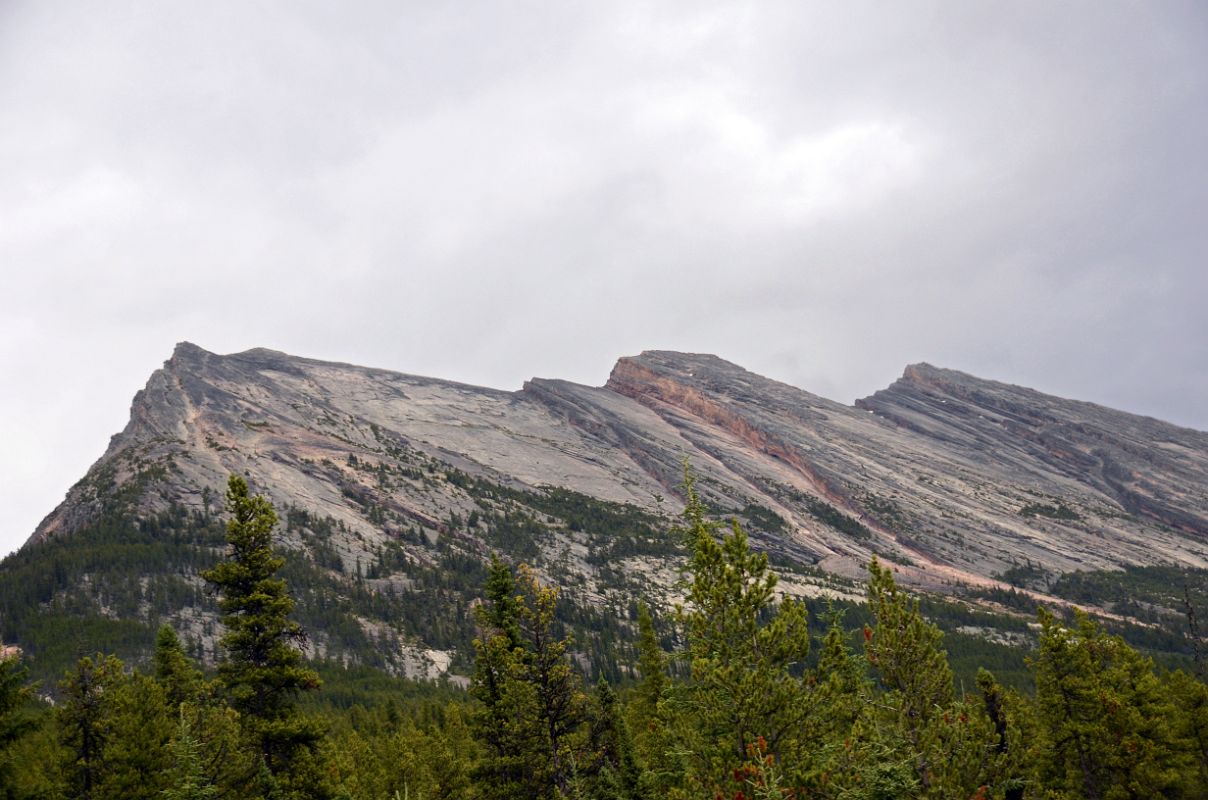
30, 344, 1208, 594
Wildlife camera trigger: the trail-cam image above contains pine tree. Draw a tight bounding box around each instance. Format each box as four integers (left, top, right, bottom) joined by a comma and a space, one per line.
799, 606, 886, 798
634, 603, 665, 716
1031, 608, 1192, 799
154, 625, 202, 710
862, 558, 1002, 799
470, 560, 590, 799
864, 558, 954, 721
1168, 669, 1208, 795
57, 654, 174, 800
99, 671, 175, 800
57, 653, 125, 800
201, 475, 325, 796
629, 602, 683, 798
0, 653, 34, 794
976, 669, 1028, 800
152, 623, 253, 798
674, 465, 812, 791
584, 678, 647, 800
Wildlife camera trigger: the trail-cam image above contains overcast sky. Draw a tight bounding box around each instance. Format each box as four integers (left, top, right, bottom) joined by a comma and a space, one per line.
2, 1, 1206, 556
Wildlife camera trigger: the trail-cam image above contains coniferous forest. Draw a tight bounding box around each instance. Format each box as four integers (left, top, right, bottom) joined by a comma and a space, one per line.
1, 473, 1207, 800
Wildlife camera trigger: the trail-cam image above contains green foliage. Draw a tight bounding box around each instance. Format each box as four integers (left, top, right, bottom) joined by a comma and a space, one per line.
10, 464, 1208, 799
634, 603, 664, 715
1050, 564, 1208, 624
741, 503, 787, 535
5, 510, 1208, 800
670, 465, 812, 793
995, 560, 1051, 589
803, 495, 873, 540
161, 710, 220, 800
1168, 668, 1208, 790
0, 653, 35, 795
0, 496, 221, 684
859, 559, 1008, 799
323, 702, 474, 800
977, 668, 1029, 800
470, 561, 592, 799
154, 625, 202, 709
56, 653, 174, 800
584, 678, 648, 800
201, 475, 326, 797
57, 652, 126, 799
864, 558, 954, 713
1031, 608, 1195, 798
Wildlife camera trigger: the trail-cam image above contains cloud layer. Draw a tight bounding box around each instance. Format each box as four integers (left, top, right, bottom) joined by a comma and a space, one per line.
2, 2, 1206, 554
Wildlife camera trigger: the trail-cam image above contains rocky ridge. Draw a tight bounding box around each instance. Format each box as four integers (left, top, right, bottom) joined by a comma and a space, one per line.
34, 344, 1208, 578
15, 343, 1208, 677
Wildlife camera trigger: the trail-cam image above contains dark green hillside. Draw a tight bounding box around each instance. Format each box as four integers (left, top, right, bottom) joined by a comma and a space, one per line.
4, 460, 1204, 693
0, 464, 679, 686
3, 470, 1208, 800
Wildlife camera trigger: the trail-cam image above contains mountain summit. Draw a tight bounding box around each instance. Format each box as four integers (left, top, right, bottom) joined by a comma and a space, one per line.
34, 343, 1208, 575
9, 343, 1208, 678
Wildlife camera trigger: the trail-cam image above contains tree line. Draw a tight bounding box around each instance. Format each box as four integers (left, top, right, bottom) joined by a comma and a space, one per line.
1, 470, 1206, 798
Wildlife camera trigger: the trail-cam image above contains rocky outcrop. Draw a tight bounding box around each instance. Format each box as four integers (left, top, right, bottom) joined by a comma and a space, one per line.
28, 344, 1208, 591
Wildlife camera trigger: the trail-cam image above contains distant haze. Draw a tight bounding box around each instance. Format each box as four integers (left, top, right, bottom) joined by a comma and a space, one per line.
2, 2, 1206, 557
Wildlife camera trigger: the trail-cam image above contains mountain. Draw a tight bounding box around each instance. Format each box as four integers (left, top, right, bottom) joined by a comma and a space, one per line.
5, 343, 1208, 681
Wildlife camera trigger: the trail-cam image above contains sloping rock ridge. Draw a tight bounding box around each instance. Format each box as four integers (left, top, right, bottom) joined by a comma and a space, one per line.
33, 344, 1208, 576
15, 343, 1208, 676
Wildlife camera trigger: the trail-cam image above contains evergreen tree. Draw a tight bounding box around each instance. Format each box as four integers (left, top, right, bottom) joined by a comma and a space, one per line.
1168, 669, 1208, 795
58, 653, 125, 800
99, 671, 175, 799
1031, 608, 1192, 799
154, 625, 202, 710
0, 653, 34, 795
470, 560, 590, 799
634, 603, 664, 716
864, 558, 954, 722
161, 710, 220, 800
152, 623, 254, 798
799, 607, 886, 798
3, 719, 66, 800
57, 654, 174, 800
674, 465, 812, 791
628, 602, 684, 798
862, 558, 1002, 799
584, 677, 647, 800
976, 669, 1028, 800
470, 557, 538, 798
201, 475, 325, 797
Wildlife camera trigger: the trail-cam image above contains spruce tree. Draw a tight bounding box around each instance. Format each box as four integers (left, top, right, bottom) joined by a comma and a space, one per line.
58, 653, 125, 800
862, 558, 1003, 799
629, 602, 684, 798
154, 625, 202, 710
201, 475, 324, 795
1031, 608, 1192, 799
585, 677, 647, 800
0, 653, 34, 794
675, 465, 811, 790
57, 654, 174, 800
162, 711, 220, 800
470, 560, 590, 800
634, 603, 665, 715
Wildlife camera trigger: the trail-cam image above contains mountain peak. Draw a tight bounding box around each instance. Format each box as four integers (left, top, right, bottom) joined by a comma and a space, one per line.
168, 340, 213, 365
16, 342, 1208, 681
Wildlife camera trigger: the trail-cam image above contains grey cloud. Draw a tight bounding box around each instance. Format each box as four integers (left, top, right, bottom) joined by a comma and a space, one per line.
1, 1, 1206, 555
